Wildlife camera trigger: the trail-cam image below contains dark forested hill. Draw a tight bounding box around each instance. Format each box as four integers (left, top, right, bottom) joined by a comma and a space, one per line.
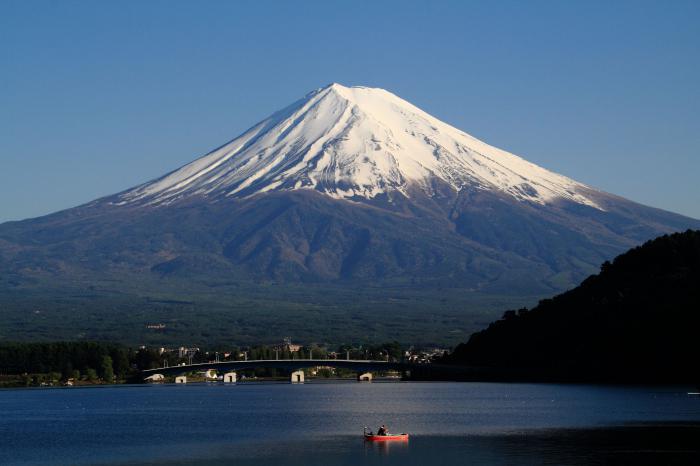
447, 230, 700, 383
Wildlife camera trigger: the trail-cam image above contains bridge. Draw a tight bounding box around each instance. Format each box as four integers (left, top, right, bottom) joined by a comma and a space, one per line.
142, 359, 430, 383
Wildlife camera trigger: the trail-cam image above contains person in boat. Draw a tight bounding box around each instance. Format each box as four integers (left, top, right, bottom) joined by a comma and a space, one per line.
377, 424, 388, 436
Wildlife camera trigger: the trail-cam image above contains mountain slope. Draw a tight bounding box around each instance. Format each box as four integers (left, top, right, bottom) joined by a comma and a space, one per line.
447, 230, 700, 383
0, 84, 698, 345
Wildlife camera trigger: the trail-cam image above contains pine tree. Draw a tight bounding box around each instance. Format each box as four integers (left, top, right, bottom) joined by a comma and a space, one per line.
100, 355, 114, 383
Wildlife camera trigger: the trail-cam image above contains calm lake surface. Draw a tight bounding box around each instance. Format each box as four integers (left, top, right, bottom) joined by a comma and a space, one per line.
1, 382, 699, 465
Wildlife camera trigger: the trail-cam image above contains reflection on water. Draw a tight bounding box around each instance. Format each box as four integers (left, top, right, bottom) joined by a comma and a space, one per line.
152, 427, 700, 466
0, 382, 699, 465
133, 427, 700, 466
363, 437, 410, 456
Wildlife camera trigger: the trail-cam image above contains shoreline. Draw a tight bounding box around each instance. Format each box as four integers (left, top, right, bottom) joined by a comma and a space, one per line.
2, 379, 699, 392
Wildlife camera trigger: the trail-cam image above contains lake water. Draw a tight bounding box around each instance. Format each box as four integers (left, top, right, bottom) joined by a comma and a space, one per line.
1, 382, 699, 465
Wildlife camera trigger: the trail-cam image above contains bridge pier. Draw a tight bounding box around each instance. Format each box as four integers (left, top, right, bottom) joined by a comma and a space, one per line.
357, 372, 373, 382
144, 373, 164, 383
290, 370, 304, 383
223, 372, 237, 383
175, 375, 187, 384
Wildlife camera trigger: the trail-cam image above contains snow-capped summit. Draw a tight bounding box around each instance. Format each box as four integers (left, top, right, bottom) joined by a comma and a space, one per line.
119, 83, 599, 208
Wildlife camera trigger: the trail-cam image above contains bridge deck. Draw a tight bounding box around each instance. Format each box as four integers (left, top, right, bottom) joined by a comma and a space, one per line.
142, 359, 414, 376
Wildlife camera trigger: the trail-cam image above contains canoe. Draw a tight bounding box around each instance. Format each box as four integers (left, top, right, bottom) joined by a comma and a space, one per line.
364, 433, 409, 441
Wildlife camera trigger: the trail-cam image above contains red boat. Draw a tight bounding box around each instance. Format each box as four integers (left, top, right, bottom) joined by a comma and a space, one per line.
364, 433, 409, 441
363, 427, 409, 442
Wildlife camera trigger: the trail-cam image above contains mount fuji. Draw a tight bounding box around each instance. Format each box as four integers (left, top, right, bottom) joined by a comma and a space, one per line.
118, 83, 599, 208
1, 83, 697, 344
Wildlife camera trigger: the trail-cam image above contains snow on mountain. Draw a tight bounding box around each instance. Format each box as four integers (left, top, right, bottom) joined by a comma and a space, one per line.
118, 83, 601, 209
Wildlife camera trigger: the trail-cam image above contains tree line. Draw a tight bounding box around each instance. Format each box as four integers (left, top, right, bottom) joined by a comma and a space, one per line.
0, 342, 135, 384
0, 340, 408, 386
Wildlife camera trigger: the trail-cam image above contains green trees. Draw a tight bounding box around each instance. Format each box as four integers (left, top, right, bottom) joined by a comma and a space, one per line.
100, 356, 114, 383
61, 361, 74, 381
0, 341, 142, 385
85, 368, 98, 382
133, 347, 162, 370
447, 230, 700, 383
0, 342, 126, 375
112, 349, 130, 379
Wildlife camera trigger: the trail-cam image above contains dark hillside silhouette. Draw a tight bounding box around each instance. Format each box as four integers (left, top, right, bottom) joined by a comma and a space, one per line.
447, 230, 700, 383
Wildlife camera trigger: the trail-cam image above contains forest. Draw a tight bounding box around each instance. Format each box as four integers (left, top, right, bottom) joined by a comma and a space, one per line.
445, 230, 700, 383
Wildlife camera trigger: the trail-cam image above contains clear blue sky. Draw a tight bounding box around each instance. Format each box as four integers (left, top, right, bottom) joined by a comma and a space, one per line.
1, 0, 698, 222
